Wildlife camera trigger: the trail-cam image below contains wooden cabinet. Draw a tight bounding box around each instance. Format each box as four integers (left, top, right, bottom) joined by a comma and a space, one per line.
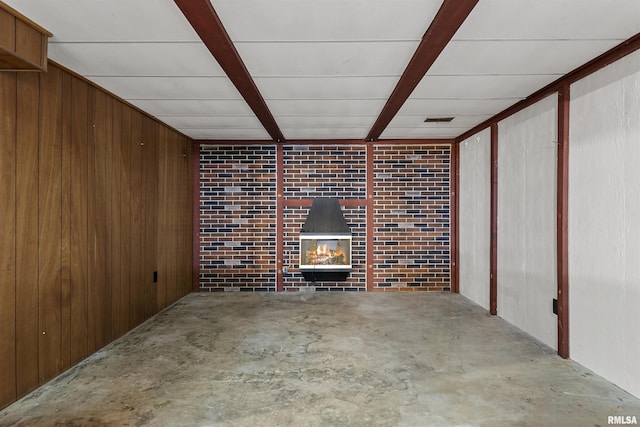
0, 2, 51, 71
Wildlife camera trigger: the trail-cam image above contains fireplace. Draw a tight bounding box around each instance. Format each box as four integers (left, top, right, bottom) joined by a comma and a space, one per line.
299, 235, 352, 270
299, 198, 352, 281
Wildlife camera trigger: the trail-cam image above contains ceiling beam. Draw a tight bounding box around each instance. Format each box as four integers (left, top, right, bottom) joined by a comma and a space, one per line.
174, 0, 285, 142
365, 0, 479, 142
194, 138, 455, 146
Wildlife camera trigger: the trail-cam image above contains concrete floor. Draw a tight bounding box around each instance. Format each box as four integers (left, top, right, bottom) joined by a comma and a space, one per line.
1, 292, 639, 427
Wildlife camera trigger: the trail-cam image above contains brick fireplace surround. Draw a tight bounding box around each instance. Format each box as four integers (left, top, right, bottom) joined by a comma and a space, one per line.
198, 143, 452, 292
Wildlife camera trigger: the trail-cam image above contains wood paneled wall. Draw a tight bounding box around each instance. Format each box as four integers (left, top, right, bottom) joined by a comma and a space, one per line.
0, 64, 193, 409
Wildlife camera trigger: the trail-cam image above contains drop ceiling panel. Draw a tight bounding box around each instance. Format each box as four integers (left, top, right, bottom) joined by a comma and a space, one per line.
267, 99, 386, 117
88, 76, 242, 100
235, 42, 419, 77
276, 116, 377, 129
456, 0, 640, 40
429, 40, 626, 76
158, 116, 265, 130
380, 127, 461, 139
412, 74, 561, 99
282, 128, 372, 140
381, 113, 494, 139
130, 100, 256, 118
211, 0, 442, 41
253, 76, 399, 100
396, 99, 517, 117
388, 114, 493, 128
48, 42, 225, 77
185, 128, 271, 140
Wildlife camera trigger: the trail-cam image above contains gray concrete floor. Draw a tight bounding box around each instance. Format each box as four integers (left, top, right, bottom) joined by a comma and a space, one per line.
1, 292, 639, 427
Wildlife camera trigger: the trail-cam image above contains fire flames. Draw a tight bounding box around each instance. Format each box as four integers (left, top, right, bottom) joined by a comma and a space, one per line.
303, 240, 347, 265
317, 243, 332, 257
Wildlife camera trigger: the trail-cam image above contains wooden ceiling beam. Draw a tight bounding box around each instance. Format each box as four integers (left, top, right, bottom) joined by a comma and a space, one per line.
365, 0, 479, 142
174, 0, 285, 142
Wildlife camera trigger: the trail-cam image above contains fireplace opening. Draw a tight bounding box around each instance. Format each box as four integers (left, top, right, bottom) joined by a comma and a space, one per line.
299, 235, 352, 270
298, 198, 352, 282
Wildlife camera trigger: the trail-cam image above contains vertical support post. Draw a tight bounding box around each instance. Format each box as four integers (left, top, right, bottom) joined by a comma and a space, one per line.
191, 142, 201, 292
276, 143, 284, 292
366, 143, 375, 291
490, 123, 498, 315
557, 85, 570, 359
450, 142, 459, 293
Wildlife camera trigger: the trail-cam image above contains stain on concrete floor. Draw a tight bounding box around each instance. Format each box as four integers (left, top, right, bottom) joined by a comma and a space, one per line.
0, 292, 638, 426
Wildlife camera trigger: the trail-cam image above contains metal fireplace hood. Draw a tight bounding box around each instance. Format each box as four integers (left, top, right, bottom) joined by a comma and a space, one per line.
299, 198, 352, 282
301, 197, 350, 234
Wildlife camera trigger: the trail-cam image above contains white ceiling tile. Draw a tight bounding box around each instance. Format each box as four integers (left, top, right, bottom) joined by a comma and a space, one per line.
235, 41, 418, 76
388, 114, 493, 129
48, 43, 225, 77
267, 99, 386, 116
412, 74, 560, 99
254, 76, 399, 100
159, 116, 265, 130
456, 0, 640, 40
88, 76, 242, 100
396, 99, 516, 116
283, 128, 370, 140
275, 116, 377, 129
380, 128, 460, 139
211, 0, 442, 41
430, 40, 628, 75
183, 128, 271, 140
129, 100, 256, 118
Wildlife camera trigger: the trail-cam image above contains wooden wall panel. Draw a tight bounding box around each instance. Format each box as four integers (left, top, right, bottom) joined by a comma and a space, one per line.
102, 95, 114, 345
177, 138, 188, 298
0, 63, 194, 410
38, 65, 63, 383
143, 117, 159, 320
0, 72, 17, 408
15, 72, 40, 397
157, 126, 170, 311
184, 139, 194, 297
118, 105, 132, 336
86, 86, 98, 354
111, 101, 124, 338
60, 71, 72, 371
175, 136, 189, 300
69, 76, 89, 366
129, 110, 145, 328
90, 88, 108, 352
171, 136, 181, 301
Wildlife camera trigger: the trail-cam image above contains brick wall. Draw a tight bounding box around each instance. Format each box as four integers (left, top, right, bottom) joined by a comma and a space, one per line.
282, 145, 367, 199
373, 145, 451, 291
281, 144, 367, 291
198, 143, 452, 292
199, 145, 276, 291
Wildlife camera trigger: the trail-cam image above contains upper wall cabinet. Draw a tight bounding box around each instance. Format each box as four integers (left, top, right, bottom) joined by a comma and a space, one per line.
0, 2, 51, 71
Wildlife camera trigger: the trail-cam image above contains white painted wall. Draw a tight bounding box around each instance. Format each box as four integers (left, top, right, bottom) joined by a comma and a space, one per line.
497, 94, 558, 350
459, 129, 491, 310
569, 50, 640, 399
